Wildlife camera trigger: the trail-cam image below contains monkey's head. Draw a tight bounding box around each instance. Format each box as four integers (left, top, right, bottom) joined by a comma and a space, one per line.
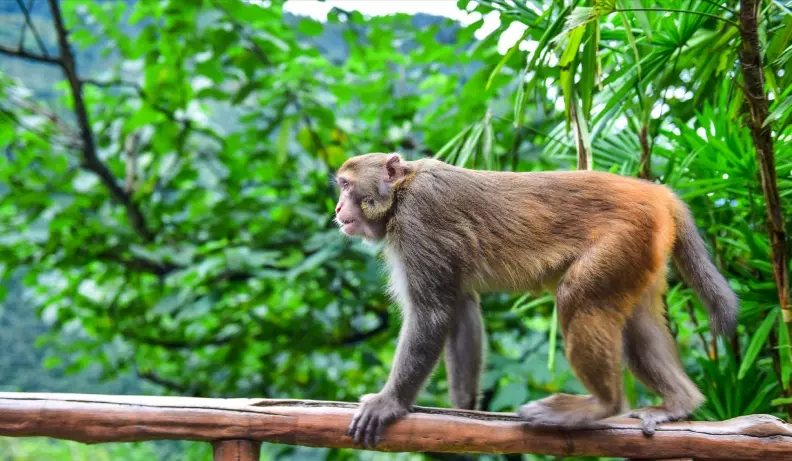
333, 152, 411, 242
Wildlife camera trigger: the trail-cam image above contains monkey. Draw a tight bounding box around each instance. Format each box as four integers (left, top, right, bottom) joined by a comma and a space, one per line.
333, 152, 738, 449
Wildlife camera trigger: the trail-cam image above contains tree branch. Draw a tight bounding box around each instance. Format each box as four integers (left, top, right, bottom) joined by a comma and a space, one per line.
124, 329, 237, 350
124, 132, 140, 193
6, 91, 78, 138
136, 371, 189, 393
738, 0, 792, 413
0, 43, 61, 65
18, 0, 35, 49
15, 0, 50, 58
47, 0, 154, 242
0, 106, 79, 150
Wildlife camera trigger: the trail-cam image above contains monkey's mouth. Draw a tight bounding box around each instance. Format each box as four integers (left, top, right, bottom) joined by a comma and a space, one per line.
336, 217, 357, 233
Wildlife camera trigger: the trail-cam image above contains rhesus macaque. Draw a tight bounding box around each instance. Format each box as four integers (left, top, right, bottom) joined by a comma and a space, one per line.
334, 152, 738, 448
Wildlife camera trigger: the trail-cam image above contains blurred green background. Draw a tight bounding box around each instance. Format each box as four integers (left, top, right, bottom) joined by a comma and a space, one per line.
1, 0, 791, 459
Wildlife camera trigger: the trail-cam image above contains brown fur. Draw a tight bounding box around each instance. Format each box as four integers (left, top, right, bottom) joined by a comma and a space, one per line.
336, 153, 738, 446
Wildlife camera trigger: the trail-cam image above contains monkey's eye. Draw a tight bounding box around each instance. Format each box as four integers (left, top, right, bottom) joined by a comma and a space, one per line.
339, 179, 350, 190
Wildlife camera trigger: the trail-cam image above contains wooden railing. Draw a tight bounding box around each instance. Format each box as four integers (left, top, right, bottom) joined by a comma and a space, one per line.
0, 392, 790, 460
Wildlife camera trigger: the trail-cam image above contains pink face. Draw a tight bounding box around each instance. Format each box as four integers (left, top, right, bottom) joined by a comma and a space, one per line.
334, 174, 384, 240
334, 176, 363, 236
333, 153, 405, 242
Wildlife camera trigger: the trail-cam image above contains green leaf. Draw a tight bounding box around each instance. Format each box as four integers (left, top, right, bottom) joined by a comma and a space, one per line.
771, 396, 792, 406
513, 294, 554, 313
233, 81, 261, 105
629, 0, 653, 42
738, 309, 779, 380
617, 6, 641, 77
778, 319, 792, 390
514, 69, 528, 128
773, 0, 792, 15
297, 19, 324, 36
548, 301, 559, 371
527, 6, 572, 72
571, 96, 592, 168
580, 22, 598, 117
763, 95, 792, 128
43, 356, 62, 369
559, 25, 586, 120
434, 125, 472, 161
123, 105, 164, 134
129, 245, 163, 263
287, 246, 338, 280
277, 117, 294, 167
482, 116, 495, 170
562, 7, 598, 35
776, 44, 792, 66
151, 294, 182, 316
486, 27, 531, 91
745, 380, 778, 414
456, 122, 484, 167
490, 382, 529, 411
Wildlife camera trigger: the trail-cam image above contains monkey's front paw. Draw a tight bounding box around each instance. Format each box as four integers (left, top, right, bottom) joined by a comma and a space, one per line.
627, 406, 689, 436
346, 392, 409, 449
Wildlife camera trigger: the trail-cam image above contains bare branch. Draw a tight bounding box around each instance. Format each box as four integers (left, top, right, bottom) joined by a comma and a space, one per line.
18, 0, 36, 49
124, 132, 140, 193
136, 371, 189, 393
123, 329, 237, 350
47, 0, 154, 242
15, 0, 50, 57
0, 106, 79, 150
0, 43, 61, 65
6, 91, 78, 138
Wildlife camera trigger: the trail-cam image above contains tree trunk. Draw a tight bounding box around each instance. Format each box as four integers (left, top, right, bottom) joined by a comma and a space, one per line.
738, 0, 792, 414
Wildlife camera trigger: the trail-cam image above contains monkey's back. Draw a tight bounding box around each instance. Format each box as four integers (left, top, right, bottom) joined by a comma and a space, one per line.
390, 161, 678, 294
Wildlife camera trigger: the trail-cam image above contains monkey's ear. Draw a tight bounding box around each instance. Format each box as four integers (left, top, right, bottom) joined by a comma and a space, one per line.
384, 153, 405, 183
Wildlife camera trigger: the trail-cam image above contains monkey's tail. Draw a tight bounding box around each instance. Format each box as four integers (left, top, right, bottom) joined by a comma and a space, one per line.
670, 197, 739, 337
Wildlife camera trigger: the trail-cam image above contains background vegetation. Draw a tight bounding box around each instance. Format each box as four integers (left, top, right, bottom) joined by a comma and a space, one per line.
0, 0, 790, 460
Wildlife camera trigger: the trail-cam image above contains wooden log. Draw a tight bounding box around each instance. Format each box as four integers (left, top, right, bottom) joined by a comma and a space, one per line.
0, 392, 790, 460
212, 439, 261, 461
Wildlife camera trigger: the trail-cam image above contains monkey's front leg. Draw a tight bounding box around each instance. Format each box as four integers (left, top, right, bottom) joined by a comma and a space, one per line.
347, 298, 453, 449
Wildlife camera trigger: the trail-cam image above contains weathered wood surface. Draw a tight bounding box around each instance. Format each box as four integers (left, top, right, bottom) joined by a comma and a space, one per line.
0, 393, 790, 460
212, 439, 261, 461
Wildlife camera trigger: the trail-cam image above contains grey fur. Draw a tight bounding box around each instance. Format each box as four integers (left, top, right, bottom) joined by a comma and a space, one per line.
671, 199, 739, 336
444, 294, 485, 410
623, 286, 705, 435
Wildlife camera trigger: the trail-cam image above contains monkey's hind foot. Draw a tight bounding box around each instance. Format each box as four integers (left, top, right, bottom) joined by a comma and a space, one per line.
627, 406, 690, 436
517, 393, 618, 428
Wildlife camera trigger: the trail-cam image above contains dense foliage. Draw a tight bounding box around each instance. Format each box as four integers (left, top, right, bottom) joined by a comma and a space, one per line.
0, 0, 791, 460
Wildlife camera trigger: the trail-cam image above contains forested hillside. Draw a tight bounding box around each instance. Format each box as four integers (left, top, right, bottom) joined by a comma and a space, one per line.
0, 1, 460, 398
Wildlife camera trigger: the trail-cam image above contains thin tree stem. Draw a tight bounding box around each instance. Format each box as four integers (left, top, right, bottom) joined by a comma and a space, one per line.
737, 0, 792, 418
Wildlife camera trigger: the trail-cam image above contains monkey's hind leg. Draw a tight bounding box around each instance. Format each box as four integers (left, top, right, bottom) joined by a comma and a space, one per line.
517, 302, 628, 427
444, 293, 485, 410
623, 278, 704, 435
517, 233, 654, 428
